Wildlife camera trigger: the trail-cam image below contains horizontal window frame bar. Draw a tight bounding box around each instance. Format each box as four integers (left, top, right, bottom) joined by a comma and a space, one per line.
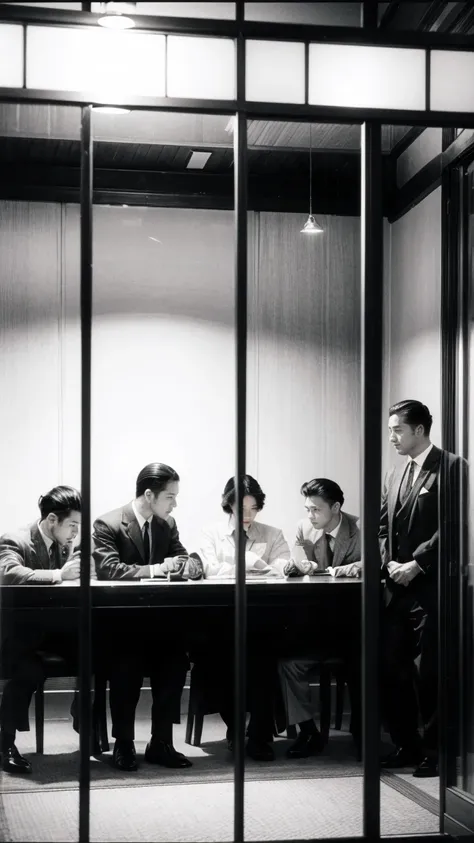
2, 88, 474, 129
2, 7, 474, 51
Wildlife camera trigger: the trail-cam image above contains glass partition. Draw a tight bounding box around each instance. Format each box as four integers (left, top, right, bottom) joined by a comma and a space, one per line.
89, 106, 236, 842
0, 102, 82, 842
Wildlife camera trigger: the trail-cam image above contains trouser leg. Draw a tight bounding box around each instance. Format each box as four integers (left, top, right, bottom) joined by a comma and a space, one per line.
0, 654, 45, 735
109, 658, 143, 742
381, 601, 421, 750
413, 606, 438, 757
278, 657, 319, 727
149, 651, 189, 743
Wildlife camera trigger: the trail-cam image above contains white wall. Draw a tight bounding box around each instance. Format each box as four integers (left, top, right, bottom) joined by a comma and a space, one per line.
383, 188, 442, 472
0, 201, 361, 550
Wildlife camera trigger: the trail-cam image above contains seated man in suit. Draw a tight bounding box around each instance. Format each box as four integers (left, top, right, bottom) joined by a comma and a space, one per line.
279, 478, 361, 759
93, 462, 202, 773
0, 485, 83, 774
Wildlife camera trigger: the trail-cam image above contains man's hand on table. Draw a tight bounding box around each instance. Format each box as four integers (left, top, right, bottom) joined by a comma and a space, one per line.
60, 555, 97, 581
151, 555, 204, 579
328, 562, 362, 578
387, 560, 421, 586
283, 558, 313, 577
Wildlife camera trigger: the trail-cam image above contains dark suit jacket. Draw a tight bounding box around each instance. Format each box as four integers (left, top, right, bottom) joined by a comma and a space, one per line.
294, 511, 361, 569
379, 444, 464, 604
0, 522, 64, 585
93, 502, 187, 580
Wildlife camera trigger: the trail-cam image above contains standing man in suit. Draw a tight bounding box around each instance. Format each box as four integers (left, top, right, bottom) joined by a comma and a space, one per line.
0, 486, 82, 774
379, 399, 463, 778
93, 462, 202, 773
279, 478, 362, 759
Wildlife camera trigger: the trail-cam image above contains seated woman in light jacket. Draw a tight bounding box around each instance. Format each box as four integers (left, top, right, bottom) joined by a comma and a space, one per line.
199, 474, 291, 578
192, 475, 290, 761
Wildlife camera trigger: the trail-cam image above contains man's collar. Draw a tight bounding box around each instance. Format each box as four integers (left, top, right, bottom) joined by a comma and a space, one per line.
132, 500, 153, 530
410, 442, 433, 468
326, 512, 342, 539
37, 521, 53, 552
224, 518, 259, 538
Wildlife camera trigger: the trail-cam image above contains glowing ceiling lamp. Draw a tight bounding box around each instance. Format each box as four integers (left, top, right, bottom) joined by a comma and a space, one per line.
300, 123, 323, 235
97, 2, 136, 30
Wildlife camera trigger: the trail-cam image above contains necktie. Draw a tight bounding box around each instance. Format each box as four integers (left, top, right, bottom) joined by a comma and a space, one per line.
143, 520, 150, 563
400, 459, 416, 505
318, 532, 333, 570
49, 543, 57, 568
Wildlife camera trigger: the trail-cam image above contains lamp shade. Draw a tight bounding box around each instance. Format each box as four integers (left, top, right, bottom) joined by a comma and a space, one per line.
300, 214, 323, 234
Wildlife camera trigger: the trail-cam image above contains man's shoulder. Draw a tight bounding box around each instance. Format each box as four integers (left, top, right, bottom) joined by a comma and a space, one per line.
253, 521, 283, 540
341, 512, 360, 535
94, 505, 128, 530
0, 522, 35, 547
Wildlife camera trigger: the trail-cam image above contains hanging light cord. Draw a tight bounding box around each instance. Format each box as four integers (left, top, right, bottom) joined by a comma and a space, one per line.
309, 123, 312, 217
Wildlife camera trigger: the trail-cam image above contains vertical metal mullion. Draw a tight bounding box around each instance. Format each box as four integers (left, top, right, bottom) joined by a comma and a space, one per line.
79, 103, 93, 843
234, 2, 247, 842
360, 120, 383, 841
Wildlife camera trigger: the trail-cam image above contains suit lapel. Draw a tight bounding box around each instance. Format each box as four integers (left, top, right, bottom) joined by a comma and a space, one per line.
30, 522, 52, 569
122, 504, 145, 561
332, 513, 350, 567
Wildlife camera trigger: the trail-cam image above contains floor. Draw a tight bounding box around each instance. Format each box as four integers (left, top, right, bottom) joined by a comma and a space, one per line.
0, 691, 441, 841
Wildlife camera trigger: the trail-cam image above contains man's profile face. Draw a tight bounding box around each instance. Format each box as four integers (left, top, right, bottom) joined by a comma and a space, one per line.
304, 496, 339, 530
148, 481, 179, 520
388, 413, 424, 457
50, 510, 81, 546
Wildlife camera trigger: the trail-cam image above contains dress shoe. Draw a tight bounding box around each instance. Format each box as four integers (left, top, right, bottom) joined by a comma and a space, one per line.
246, 739, 274, 762
380, 746, 422, 769
413, 757, 439, 778
286, 731, 324, 759
145, 740, 192, 768
112, 740, 138, 772
2, 744, 32, 775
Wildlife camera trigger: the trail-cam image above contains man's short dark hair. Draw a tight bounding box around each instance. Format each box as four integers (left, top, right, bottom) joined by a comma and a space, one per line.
300, 478, 344, 508
38, 486, 82, 522
389, 400, 433, 435
136, 463, 180, 498
221, 475, 266, 514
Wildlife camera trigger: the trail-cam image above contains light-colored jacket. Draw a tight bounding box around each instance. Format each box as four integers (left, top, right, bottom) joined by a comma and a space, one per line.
199, 519, 291, 578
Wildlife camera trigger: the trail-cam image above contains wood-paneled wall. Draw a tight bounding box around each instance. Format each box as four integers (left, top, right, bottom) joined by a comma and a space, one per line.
0, 202, 361, 548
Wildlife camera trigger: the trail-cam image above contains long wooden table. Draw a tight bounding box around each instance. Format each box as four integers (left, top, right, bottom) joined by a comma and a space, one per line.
1, 575, 360, 610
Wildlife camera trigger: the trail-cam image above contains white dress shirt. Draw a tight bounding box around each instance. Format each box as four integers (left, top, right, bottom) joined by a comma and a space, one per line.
406, 442, 434, 487
199, 519, 291, 578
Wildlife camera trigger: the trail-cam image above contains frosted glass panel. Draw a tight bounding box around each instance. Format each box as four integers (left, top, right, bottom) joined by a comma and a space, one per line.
0, 24, 24, 88
26, 26, 166, 98
431, 50, 474, 112
309, 44, 425, 110
167, 36, 235, 100
246, 41, 305, 104
91, 1, 235, 17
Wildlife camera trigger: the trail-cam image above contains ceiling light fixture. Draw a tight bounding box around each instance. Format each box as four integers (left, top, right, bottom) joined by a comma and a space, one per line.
301, 123, 323, 235
97, 2, 136, 30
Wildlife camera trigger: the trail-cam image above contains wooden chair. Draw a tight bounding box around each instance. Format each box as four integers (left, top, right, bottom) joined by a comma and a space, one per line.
34, 652, 109, 755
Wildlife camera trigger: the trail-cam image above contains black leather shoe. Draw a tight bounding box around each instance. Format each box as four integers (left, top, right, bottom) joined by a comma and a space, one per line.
286, 731, 324, 759
112, 740, 138, 772
2, 744, 32, 775
380, 747, 422, 769
413, 757, 439, 778
246, 739, 274, 762
145, 740, 192, 768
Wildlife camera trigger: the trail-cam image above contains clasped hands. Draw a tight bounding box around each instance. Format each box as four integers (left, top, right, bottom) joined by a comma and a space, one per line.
386, 559, 420, 586
150, 555, 203, 580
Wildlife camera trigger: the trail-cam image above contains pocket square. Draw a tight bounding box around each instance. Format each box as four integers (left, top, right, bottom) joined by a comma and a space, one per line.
419, 487, 429, 495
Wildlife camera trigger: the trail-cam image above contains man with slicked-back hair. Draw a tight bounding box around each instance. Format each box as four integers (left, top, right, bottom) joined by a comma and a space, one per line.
93, 462, 202, 772
379, 400, 464, 778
